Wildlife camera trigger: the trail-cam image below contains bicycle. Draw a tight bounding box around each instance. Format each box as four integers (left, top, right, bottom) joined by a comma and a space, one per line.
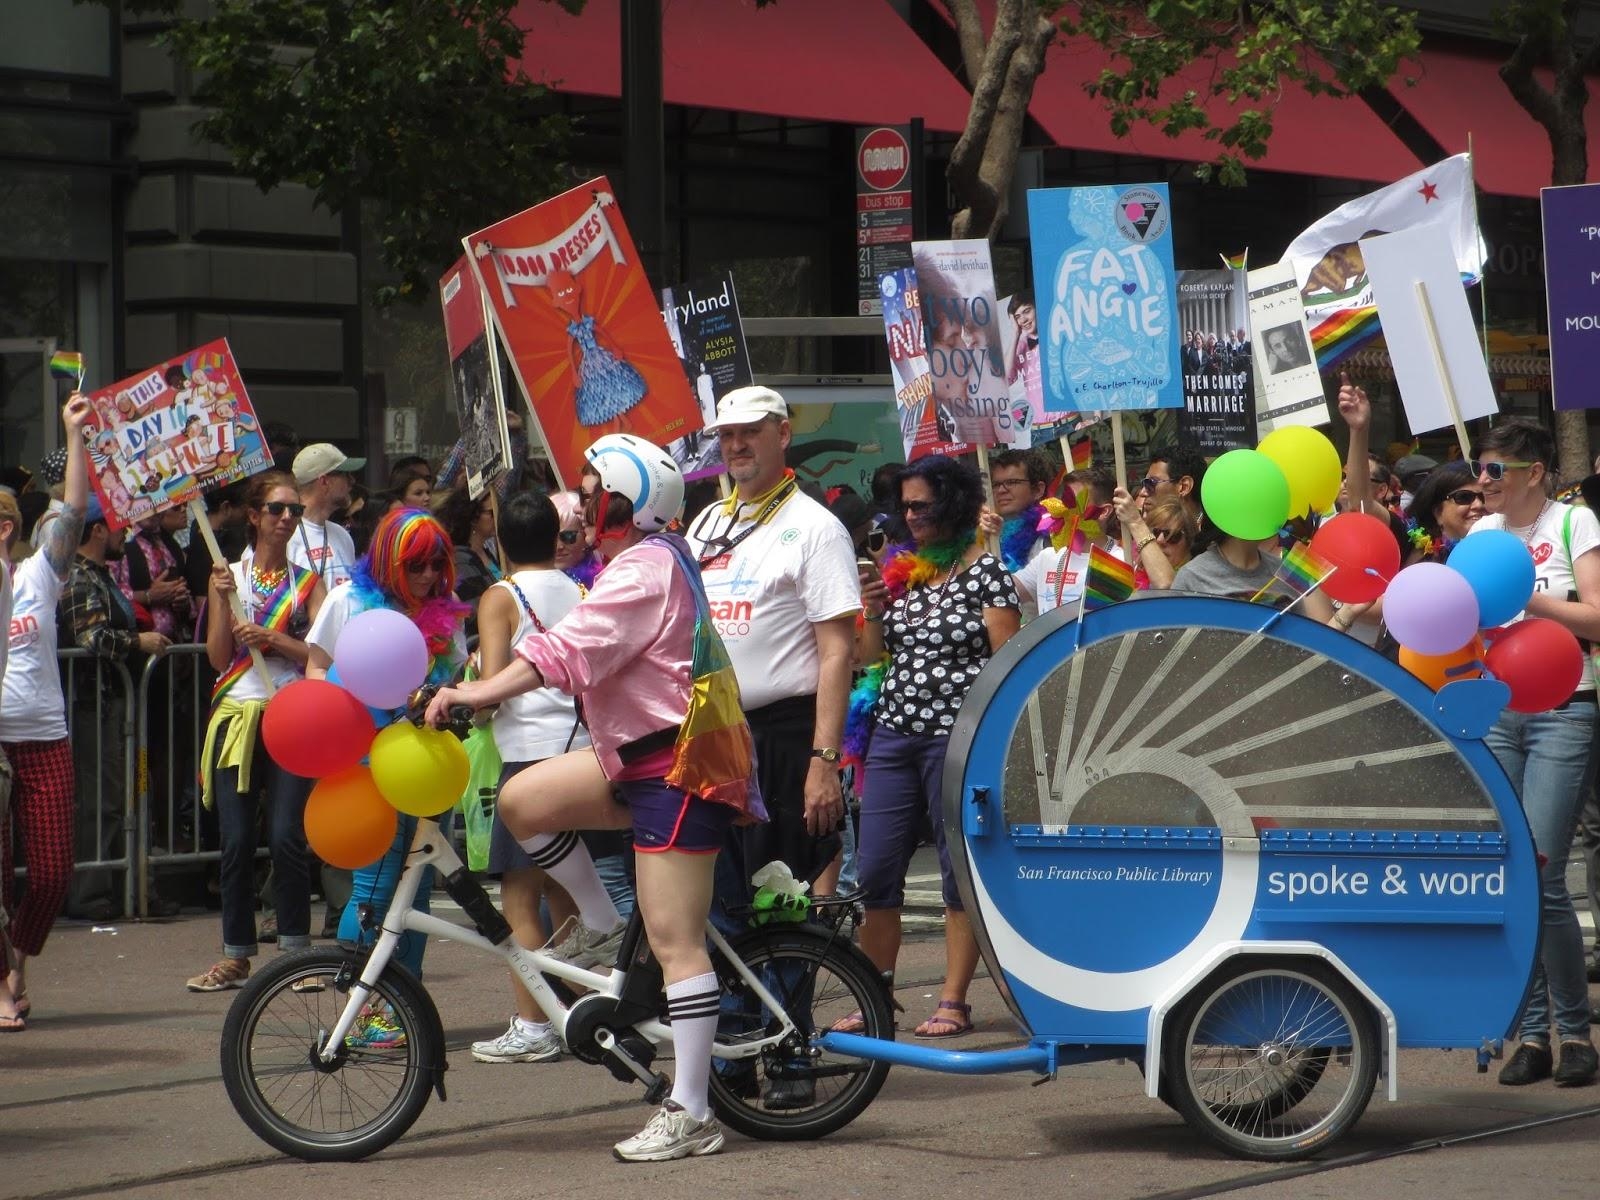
218, 701, 895, 1162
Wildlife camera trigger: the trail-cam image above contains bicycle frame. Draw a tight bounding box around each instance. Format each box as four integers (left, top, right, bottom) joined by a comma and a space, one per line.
313, 817, 800, 1065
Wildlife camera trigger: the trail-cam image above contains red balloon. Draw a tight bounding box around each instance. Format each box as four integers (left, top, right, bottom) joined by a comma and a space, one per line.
1309, 512, 1401, 604
262, 679, 376, 778
1484, 619, 1586, 713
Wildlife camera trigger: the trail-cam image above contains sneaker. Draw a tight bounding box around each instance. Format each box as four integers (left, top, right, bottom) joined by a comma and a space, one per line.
345, 1005, 407, 1050
1498, 1040, 1553, 1086
1554, 1039, 1599, 1087
612, 1101, 725, 1162
471, 1017, 563, 1064
762, 1075, 816, 1110
186, 958, 250, 993
546, 917, 626, 970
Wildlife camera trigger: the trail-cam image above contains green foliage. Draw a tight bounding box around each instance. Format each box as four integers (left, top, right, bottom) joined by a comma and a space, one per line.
163, 0, 581, 304
1067, 1, 1421, 185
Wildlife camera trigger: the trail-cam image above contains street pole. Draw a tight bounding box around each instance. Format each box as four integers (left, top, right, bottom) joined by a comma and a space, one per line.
621, 0, 666, 286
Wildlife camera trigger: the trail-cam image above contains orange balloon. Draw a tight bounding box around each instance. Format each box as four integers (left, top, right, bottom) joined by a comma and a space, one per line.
1399, 636, 1486, 691
304, 766, 399, 870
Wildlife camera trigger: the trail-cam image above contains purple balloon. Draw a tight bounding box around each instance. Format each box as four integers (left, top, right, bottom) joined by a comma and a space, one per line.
1383, 562, 1480, 657
334, 608, 430, 709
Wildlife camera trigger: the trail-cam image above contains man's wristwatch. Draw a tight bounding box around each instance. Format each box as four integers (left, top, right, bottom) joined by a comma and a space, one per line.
811, 747, 841, 763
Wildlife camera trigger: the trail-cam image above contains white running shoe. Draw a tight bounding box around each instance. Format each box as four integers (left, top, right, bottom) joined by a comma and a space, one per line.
612, 1101, 725, 1162
471, 1017, 563, 1064
545, 917, 626, 970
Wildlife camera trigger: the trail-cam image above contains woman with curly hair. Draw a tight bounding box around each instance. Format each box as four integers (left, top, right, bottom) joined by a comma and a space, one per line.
845, 454, 1020, 1038
306, 507, 470, 982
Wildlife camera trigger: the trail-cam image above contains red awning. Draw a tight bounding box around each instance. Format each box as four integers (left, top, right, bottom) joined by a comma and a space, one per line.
1027, 35, 1424, 184
1387, 46, 1600, 198
511, 0, 975, 133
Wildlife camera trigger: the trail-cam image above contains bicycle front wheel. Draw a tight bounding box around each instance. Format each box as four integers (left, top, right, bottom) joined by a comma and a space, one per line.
708, 927, 893, 1141
220, 947, 441, 1162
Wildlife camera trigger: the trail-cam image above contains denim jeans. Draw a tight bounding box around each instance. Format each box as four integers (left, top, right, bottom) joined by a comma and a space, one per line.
1486, 700, 1599, 1043
338, 814, 432, 979
214, 737, 314, 960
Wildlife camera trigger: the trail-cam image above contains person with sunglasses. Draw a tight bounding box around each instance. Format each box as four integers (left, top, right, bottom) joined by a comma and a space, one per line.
1464, 419, 1600, 1088
438, 484, 503, 634
305, 507, 470, 982
187, 470, 327, 992
1404, 463, 1484, 562
552, 489, 602, 591
1015, 467, 1128, 614
1135, 445, 1205, 521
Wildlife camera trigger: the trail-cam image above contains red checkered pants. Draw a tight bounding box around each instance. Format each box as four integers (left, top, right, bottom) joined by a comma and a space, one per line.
2, 740, 75, 957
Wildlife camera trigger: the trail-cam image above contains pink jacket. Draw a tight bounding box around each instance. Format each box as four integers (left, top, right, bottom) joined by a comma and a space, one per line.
515, 540, 694, 780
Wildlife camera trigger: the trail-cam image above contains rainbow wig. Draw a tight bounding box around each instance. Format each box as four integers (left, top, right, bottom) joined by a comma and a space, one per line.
349, 506, 470, 683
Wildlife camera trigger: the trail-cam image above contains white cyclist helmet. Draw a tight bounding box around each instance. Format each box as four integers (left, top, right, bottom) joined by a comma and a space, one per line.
583, 433, 684, 533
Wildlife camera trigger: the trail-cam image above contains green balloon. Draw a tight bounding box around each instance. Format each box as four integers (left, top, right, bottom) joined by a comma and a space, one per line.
1203, 449, 1291, 541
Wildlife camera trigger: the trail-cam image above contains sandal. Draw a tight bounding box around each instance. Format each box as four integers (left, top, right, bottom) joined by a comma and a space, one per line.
830, 1010, 867, 1034
186, 957, 250, 993
913, 1000, 973, 1039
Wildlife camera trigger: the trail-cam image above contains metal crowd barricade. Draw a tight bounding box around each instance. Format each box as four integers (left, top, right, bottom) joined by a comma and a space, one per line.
56, 648, 139, 918
134, 642, 213, 918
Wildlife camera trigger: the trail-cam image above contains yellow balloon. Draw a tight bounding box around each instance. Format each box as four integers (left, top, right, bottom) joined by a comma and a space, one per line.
1258, 426, 1343, 518
369, 721, 470, 817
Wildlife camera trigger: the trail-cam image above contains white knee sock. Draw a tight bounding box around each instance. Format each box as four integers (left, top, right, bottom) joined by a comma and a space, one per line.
516, 831, 621, 933
666, 971, 721, 1121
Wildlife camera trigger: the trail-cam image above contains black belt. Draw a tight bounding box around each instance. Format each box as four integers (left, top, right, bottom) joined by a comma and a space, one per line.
1557, 690, 1597, 711
617, 725, 681, 765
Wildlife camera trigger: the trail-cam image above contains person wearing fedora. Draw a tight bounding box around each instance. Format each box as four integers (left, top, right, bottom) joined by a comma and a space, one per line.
288, 443, 365, 592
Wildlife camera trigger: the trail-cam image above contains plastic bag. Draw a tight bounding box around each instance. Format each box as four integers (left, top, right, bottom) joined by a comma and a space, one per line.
457, 724, 502, 873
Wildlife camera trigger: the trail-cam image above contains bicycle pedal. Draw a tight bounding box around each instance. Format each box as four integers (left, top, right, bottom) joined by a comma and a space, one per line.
643, 1072, 670, 1106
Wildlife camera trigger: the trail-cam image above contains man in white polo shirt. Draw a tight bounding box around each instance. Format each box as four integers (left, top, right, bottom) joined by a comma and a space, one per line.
288, 442, 364, 590
684, 387, 860, 896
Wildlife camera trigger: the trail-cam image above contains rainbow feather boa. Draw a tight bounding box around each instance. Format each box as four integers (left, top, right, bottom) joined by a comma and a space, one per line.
999, 504, 1047, 573
564, 551, 603, 592
842, 532, 976, 767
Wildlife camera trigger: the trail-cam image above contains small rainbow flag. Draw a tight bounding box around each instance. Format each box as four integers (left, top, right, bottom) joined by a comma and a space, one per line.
1251, 540, 1335, 607
1220, 249, 1249, 271
1069, 439, 1092, 471
49, 351, 84, 382
1309, 306, 1382, 370
1084, 545, 1136, 610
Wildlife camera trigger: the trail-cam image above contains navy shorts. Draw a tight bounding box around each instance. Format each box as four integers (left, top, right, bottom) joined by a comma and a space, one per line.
617, 777, 733, 854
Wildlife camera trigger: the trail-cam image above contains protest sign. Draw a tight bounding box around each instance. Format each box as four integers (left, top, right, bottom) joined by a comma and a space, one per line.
879, 267, 966, 460
998, 292, 1095, 445
463, 177, 698, 489
1540, 183, 1600, 412
912, 239, 1030, 450
1175, 269, 1253, 452
1248, 263, 1328, 434
660, 272, 752, 479
439, 256, 513, 501
1027, 183, 1184, 415
1362, 226, 1498, 451
83, 339, 270, 530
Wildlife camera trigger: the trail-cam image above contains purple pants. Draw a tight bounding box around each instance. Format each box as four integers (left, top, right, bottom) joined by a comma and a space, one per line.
857, 727, 961, 911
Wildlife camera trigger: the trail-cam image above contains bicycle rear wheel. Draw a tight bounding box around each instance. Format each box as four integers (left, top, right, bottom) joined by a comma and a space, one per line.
708, 928, 893, 1141
220, 948, 442, 1162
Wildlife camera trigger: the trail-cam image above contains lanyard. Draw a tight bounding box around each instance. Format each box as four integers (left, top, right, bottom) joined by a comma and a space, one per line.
692, 475, 797, 567
298, 521, 329, 583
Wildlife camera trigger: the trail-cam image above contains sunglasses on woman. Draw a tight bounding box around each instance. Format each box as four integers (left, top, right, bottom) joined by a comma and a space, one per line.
259, 501, 305, 518
1468, 460, 1533, 481
558, 529, 582, 545
900, 499, 933, 516
404, 557, 448, 575
1153, 527, 1186, 545
1448, 489, 1484, 505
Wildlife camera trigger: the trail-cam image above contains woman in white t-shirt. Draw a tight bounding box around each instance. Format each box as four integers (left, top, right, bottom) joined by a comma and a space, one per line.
466, 492, 593, 1065
0, 394, 92, 1028
186, 470, 327, 993
1470, 420, 1600, 1088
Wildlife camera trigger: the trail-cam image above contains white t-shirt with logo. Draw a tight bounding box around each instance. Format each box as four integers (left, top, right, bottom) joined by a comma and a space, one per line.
1015, 542, 1125, 618
1473, 500, 1600, 691
490, 569, 591, 762
685, 488, 860, 710
0, 554, 58, 741
288, 518, 357, 590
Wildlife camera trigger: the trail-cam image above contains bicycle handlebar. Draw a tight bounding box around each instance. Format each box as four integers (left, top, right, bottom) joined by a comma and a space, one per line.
405, 684, 476, 739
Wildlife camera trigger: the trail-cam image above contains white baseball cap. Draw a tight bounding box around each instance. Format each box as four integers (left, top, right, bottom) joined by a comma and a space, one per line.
701, 385, 789, 432
292, 442, 366, 486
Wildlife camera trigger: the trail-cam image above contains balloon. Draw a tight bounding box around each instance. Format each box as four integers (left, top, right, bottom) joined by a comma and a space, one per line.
1201, 449, 1291, 541
1485, 619, 1586, 713
327, 664, 400, 731
304, 766, 398, 869
369, 721, 470, 817
1399, 636, 1485, 690
1445, 530, 1537, 628
335, 608, 430, 709
1383, 561, 1480, 656
1309, 512, 1401, 604
1258, 426, 1343, 518
261, 679, 376, 778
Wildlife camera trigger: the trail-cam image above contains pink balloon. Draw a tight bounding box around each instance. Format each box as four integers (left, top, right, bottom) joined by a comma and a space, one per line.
1383, 562, 1480, 657
334, 608, 430, 709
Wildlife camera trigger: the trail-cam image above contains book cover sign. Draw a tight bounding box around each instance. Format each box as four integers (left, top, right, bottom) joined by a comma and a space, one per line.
439, 256, 513, 501
879, 267, 967, 460
1175, 268, 1253, 451
1027, 183, 1184, 413
464, 177, 699, 489
660, 272, 753, 479
82, 338, 270, 530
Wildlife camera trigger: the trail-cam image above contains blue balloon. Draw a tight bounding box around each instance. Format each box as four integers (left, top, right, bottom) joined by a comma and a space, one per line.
326, 664, 400, 731
1447, 530, 1536, 628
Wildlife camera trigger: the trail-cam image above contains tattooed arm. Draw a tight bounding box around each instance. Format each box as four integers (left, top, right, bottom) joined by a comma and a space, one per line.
43, 395, 91, 580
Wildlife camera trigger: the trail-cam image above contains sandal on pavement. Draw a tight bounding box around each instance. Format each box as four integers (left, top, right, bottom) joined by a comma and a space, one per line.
0, 1009, 24, 1032
186, 958, 250, 993
913, 1000, 973, 1039
830, 1010, 867, 1034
